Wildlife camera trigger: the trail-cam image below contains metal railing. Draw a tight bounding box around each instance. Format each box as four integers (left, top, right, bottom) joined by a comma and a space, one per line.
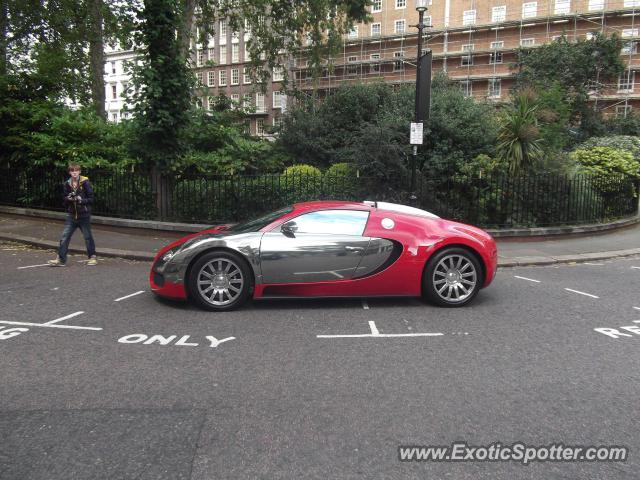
0, 167, 637, 228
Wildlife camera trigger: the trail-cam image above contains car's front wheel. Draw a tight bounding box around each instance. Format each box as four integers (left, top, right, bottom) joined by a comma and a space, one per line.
187, 251, 252, 311
423, 247, 482, 307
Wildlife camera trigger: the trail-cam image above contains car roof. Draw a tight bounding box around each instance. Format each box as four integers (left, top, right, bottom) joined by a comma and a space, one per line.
292, 200, 440, 219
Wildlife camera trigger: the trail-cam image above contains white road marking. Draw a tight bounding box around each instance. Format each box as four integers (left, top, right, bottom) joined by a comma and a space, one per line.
17, 264, 50, 270
634, 320, 640, 323
564, 288, 599, 299
362, 300, 369, 310
631, 266, 640, 270
318, 332, 444, 338
368, 321, 379, 335
514, 275, 541, 283
634, 307, 640, 311
583, 263, 604, 266
0, 320, 101, 331
44, 311, 84, 325
114, 290, 145, 302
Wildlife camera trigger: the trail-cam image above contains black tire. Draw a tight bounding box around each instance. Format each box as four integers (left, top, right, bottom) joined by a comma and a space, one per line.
187, 251, 252, 311
423, 247, 483, 307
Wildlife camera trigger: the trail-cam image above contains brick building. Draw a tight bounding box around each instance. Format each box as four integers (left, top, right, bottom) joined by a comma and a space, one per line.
292, 0, 640, 117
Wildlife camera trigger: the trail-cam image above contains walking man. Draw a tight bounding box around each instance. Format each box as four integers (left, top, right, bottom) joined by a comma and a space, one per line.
48, 163, 98, 266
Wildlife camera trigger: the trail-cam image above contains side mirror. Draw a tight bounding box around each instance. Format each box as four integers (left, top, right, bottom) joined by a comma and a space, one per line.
281, 221, 298, 237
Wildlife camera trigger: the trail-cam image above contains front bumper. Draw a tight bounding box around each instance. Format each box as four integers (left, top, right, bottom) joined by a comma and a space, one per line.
149, 269, 187, 299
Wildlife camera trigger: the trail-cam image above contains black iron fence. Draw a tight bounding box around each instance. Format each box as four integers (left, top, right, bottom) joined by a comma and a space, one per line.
0, 167, 637, 228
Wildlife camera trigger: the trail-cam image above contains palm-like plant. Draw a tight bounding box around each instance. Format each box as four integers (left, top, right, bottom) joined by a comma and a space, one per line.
496, 91, 545, 173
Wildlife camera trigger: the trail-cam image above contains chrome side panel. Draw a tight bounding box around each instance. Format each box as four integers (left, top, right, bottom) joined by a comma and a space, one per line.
160, 232, 264, 285
260, 232, 370, 284
353, 238, 398, 278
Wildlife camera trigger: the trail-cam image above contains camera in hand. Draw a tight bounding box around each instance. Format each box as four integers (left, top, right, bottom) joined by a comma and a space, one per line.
67, 192, 81, 202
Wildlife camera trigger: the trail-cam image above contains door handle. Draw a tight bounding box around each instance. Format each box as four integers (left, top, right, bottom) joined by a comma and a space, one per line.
345, 246, 364, 253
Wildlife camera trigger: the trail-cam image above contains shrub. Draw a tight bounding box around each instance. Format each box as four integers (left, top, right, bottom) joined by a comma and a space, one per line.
577, 135, 640, 163
570, 146, 639, 177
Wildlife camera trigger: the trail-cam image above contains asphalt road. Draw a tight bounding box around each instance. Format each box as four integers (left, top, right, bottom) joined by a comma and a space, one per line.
1, 242, 639, 480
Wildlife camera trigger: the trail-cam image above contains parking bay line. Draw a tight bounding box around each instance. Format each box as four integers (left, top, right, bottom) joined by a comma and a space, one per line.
44, 311, 84, 325
0, 320, 101, 331
17, 264, 50, 270
114, 290, 145, 302
317, 320, 443, 339
564, 288, 599, 299
514, 275, 541, 283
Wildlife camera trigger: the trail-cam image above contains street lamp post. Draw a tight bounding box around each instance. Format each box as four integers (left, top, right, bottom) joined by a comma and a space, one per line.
410, 0, 430, 203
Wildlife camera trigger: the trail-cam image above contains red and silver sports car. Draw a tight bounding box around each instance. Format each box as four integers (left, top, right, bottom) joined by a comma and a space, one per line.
150, 201, 498, 311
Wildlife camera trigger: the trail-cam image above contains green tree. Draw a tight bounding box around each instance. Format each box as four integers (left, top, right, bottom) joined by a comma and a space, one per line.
513, 33, 625, 138
495, 90, 545, 172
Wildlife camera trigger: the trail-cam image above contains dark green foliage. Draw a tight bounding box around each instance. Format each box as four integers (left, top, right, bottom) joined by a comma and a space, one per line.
128, 0, 194, 170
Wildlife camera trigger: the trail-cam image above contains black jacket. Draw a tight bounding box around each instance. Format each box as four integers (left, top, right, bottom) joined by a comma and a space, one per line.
63, 176, 94, 219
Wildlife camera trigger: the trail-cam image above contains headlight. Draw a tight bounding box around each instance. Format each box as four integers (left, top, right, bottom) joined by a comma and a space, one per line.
161, 249, 176, 262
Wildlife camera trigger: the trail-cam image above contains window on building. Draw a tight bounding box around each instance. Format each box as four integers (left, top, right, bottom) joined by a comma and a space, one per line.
208, 48, 215, 60
347, 56, 358, 75
197, 49, 205, 66
492, 5, 506, 22
273, 66, 284, 81
424, 15, 432, 26
586, 31, 596, 40
622, 41, 638, 54
522, 2, 537, 18
370, 53, 381, 73
520, 38, 535, 47
348, 26, 358, 38
372, 0, 382, 12
112, 113, 118, 122
256, 119, 265, 136
208, 70, 215, 86
460, 80, 472, 97
121, 83, 128, 97
491, 41, 505, 49
554, 0, 571, 14
616, 104, 632, 117
618, 71, 635, 91
461, 55, 473, 66
231, 93, 240, 108
371, 23, 381, 36
111, 61, 116, 74
219, 70, 227, 86
488, 78, 501, 97
396, 0, 406, 8
195, 98, 203, 109
273, 116, 283, 128
623, 28, 640, 37
393, 51, 404, 71
232, 43, 239, 62
219, 45, 227, 64
196, 72, 204, 85
219, 19, 227, 37
463, 10, 476, 26
588, 0, 604, 9
243, 67, 251, 84
110, 85, 117, 99
256, 92, 265, 112
462, 44, 475, 52
231, 68, 239, 85
207, 96, 215, 111
489, 51, 503, 64
394, 19, 406, 33
243, 93, 252, 110
273, 90, 284, 108
625, 0, 640, 6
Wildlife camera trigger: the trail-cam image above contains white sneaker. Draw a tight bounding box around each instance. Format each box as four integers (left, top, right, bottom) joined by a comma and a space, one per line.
87, 255, 98, 266
48, 257, 66, 267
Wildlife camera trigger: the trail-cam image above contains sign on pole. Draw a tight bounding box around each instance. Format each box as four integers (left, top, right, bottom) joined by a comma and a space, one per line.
410, 122, 424, 145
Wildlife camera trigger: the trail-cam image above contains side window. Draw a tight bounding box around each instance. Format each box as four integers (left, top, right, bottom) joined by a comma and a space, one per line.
290, 210, 369, 236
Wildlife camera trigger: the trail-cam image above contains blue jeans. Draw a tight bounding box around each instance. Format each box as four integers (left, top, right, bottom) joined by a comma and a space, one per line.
58, 215, 96, 264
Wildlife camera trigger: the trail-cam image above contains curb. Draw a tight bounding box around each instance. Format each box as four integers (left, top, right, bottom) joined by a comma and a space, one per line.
1, 232, 638, 267
0, 233, 155, 262
1, 205, 638, 237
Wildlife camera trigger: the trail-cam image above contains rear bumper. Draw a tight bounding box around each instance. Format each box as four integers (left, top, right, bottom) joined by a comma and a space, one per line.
149, 270, 187, 299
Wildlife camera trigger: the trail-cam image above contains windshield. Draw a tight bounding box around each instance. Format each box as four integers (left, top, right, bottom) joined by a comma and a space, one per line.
224, 206, 294, 233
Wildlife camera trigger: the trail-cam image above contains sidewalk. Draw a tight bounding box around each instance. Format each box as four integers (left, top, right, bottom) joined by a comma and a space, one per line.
0, 213, 638, 266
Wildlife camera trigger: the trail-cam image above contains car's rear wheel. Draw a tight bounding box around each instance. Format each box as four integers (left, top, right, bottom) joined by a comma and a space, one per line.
423, 247, 482, 307
187, 251, 252, 311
